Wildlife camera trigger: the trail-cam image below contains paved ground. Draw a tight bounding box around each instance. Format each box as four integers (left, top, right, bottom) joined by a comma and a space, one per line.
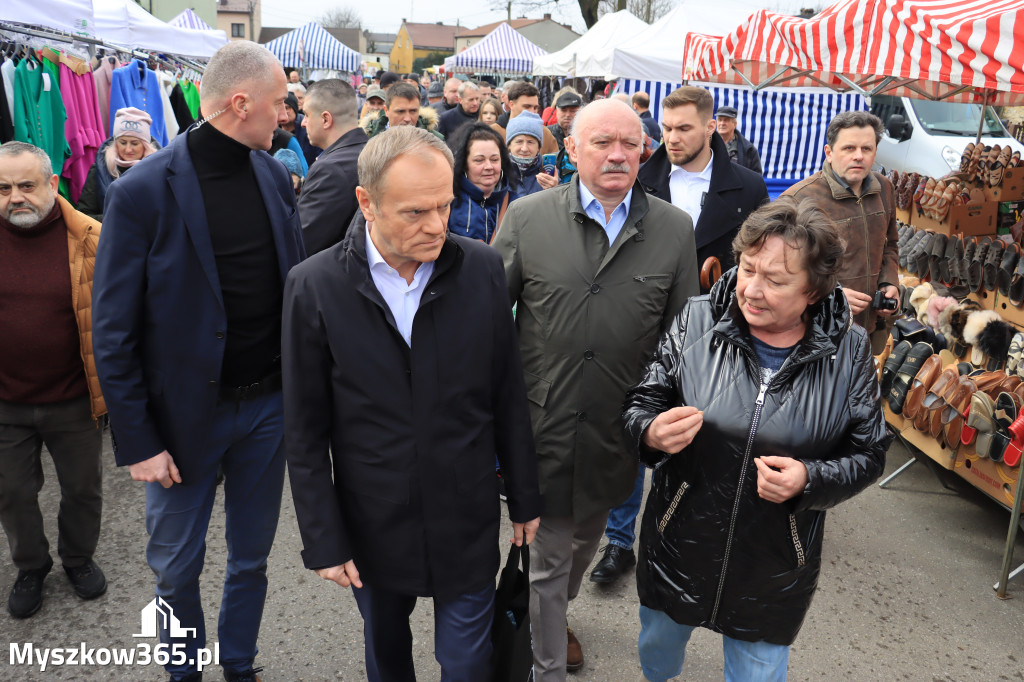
3, 433, 1024, 681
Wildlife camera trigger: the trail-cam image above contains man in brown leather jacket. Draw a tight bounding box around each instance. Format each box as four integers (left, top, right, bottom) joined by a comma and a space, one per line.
783, 111, 899, 353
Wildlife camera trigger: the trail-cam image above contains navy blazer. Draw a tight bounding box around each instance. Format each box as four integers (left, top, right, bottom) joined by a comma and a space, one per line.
92, 130, 306, 480
638, 131, 768, 283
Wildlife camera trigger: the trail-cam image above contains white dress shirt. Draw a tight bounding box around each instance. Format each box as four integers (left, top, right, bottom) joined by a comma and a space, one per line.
365, 223, 435, 347
579, 181, 633, 247
669, 151, 714, 228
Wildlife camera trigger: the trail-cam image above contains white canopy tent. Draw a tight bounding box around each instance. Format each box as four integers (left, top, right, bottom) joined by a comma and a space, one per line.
93, 0, 227, 58
607, 0, 811, 82
532, 10, 647, 77
5, 0, 97, 37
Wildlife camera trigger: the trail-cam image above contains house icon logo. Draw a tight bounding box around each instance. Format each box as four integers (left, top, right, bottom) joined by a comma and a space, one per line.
134, 597, 198, 638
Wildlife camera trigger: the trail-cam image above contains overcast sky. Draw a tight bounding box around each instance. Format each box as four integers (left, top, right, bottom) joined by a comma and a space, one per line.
260, 0, 591, 35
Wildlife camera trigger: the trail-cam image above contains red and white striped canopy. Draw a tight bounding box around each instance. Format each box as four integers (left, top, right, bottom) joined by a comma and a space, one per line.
683, 0, 1024, 105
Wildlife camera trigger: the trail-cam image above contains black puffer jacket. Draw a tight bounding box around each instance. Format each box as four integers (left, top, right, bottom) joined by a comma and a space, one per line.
622, 267, 889, 646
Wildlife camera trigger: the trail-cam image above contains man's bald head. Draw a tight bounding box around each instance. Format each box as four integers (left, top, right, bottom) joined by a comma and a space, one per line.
200, 41, 282, 110
570, 99, 643, 139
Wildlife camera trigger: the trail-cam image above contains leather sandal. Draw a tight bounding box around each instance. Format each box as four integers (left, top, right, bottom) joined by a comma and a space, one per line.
962, 391, 995, 446
922, 367, 960, 411
983, 239, 1005, 293
904, 353, 942, 419
880, 340, 913, 396
970, 370, 1009, 399
888, 342, 936, 414
941, 374, 976, 425
989, 392, 1021, 462
1008, 333, 1024, 375
929, 233, 949, 283
968, 237, 991, 292
1009, 252, 1024, 307
998, 243, 1021, 296
948, 235, 966, 285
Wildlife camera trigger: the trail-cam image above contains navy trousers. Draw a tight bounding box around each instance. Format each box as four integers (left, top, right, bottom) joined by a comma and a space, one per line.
351, 581, 495, 682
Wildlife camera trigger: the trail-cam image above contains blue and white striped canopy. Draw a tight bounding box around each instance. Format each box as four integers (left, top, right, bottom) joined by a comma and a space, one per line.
617, 79, 867, 196
264, 22, 360, 72
169, 8, 213, 32
444, 23, 546, 76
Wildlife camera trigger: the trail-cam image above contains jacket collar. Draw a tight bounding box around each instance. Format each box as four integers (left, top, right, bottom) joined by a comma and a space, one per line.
708, 267, 852, 368
567, 173, 650, 227
821, 160, 878, 200
58, 196, 98, 242
321, 126, 369, 156
460, 175, 509, 206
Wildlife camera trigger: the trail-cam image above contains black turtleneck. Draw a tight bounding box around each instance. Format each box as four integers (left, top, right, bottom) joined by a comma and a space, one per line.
188, 122, 282, 387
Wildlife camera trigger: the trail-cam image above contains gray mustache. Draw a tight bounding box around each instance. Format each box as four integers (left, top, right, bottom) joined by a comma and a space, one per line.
601, 163, 631, 173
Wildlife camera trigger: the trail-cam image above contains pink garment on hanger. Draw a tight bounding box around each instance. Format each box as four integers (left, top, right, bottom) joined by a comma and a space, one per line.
60, 63, 105, 203
93, 57, 115, 132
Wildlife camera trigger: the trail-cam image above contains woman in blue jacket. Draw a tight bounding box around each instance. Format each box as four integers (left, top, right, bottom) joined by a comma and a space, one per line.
448, 123, 515, 243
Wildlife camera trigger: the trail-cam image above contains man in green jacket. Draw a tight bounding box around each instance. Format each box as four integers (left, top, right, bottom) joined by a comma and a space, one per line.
493, 99, 700, 681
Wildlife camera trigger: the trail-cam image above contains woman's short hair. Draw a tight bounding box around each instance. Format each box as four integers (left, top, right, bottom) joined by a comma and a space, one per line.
450, 123, 513, 198
732, 197, 846, 302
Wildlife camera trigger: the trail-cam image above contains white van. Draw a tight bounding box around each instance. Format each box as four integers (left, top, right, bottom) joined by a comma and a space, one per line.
868, 94, 1024, 177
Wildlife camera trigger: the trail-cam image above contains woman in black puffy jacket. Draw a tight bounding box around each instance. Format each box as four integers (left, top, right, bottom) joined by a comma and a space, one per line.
622, 198, 889, 682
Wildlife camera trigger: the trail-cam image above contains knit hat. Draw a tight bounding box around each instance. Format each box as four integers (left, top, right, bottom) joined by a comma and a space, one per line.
506, 111, 543, 145
274, 148, 305, 179
112, 107, 152, 142
284, 93, 300, 116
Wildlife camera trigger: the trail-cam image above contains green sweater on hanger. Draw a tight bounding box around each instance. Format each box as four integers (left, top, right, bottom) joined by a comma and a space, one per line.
13, 57, 70, 178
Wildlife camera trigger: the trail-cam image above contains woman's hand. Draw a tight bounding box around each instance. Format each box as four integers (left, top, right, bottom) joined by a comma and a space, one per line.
754, 456, 808, 503
642, 406, 703, 454
536, 171, 558, 190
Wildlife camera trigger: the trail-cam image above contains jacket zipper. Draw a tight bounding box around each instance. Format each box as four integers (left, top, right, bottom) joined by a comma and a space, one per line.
788, 514, 806, 567
710, 380, 768, 624
658, 480, 690, 534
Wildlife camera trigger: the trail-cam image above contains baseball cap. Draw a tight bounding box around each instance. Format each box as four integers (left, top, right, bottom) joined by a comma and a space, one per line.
555, 92, 583, 109
366, 85, 386, 102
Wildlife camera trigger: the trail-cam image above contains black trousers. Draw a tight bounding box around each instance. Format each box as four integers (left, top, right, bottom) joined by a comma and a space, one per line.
0, 395, 103, 571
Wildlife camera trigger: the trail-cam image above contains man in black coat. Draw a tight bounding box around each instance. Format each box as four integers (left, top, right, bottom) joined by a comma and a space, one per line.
436, 80, 481, 143
282, 126, 542, 682
716, 105, 763, 175
631, 91, 661, 143
297, 79, 368, 255
591, 86, 768, 590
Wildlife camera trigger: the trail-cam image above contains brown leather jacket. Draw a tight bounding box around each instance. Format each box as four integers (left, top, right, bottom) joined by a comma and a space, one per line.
59, 196, 106, 420
782, 162, 898, 334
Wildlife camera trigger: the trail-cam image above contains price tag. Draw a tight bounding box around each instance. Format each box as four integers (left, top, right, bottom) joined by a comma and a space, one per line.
42, 72, 51, 92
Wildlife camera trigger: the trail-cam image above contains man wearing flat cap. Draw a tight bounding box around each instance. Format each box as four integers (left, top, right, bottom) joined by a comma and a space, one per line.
716, 105, 763, 175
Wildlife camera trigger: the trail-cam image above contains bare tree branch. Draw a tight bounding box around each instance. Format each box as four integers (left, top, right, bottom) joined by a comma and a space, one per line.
598, 0, 673, 23
317, 6, 362, 29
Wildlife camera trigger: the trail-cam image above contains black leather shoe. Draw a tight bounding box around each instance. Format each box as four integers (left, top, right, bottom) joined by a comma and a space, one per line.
589, 545, 636, 584
224, 667, 263, 682
8, 557, 52, 618
64, 560, 107, 600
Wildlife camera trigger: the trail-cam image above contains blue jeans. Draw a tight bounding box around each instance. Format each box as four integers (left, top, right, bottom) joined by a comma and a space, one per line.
605, 468, 646, 550
144, 392, 286, 679
352, 582, 495, 682
638, 606, 790, 681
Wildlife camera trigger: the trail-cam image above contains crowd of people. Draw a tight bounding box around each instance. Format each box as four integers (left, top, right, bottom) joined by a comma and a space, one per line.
1, 40, 898, 682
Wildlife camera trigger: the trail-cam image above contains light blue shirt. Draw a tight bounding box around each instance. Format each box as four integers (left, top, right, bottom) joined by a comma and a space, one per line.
578, 181, 633, 247
365, 223, 435, 347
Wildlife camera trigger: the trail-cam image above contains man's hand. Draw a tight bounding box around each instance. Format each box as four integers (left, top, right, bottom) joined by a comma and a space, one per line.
129, 450, 182, 488
754, 456, 808, 503
843, 287, 872, 315
512, 517, 540, 546
876, 285, 900, 317
315, 560, 362, 589
642, 406, 703, 454
536, 172, 558, 190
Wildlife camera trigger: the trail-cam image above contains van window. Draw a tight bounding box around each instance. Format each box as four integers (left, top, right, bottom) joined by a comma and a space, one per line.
910, 100, 1007, 137
869, 95, 906, 127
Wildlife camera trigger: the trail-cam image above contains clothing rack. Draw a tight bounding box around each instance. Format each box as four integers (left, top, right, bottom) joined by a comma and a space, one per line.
0, 21, 206, 74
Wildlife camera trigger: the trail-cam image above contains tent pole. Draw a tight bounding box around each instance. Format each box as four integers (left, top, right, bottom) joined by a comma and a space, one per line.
975, 88, 990, 146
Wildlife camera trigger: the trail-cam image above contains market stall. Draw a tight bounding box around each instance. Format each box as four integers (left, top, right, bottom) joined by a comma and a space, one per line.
263, 21, 360, 75
93, 0, 226, 59
443, 22, 546, 77
531, 10, 646, 78
168, 8, 215, 32
684, 0, 1024, 597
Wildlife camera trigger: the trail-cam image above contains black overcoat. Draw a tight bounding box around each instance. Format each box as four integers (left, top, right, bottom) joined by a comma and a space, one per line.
282, 218, 542, 599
